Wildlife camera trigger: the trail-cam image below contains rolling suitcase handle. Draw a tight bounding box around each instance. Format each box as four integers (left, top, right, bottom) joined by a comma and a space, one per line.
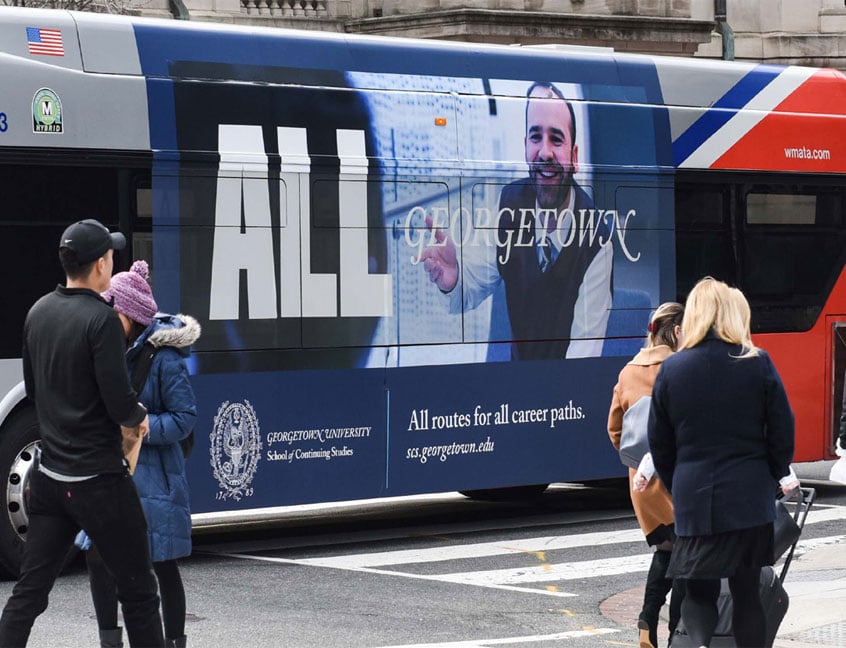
777, 486, 815, 581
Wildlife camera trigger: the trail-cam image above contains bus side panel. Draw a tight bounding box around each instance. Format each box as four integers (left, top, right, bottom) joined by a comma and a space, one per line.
184, 356, 632, 514
133, 30, 677, 512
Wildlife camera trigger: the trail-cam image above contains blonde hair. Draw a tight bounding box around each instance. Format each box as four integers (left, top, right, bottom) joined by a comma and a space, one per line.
647, 301, 684, 350
679, 277, 758, 357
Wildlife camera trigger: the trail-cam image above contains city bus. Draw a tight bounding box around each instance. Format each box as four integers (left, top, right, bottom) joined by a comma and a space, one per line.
1, 6, 845, 576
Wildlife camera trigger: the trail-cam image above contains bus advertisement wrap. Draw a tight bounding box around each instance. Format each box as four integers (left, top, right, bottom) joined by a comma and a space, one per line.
142, 59, 671, 510
159, 67, 669, 367
192, 359, 628, 510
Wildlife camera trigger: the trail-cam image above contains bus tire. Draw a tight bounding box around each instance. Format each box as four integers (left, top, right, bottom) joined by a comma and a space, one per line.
0, 406, 40, 578
459, 484, 549, 501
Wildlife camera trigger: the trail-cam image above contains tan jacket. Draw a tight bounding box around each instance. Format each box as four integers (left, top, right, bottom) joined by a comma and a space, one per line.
607, 345, 675, 545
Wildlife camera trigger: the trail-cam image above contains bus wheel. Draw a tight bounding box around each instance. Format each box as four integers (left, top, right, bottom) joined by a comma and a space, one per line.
0, 407, 40, 578
459, 484, 549, 501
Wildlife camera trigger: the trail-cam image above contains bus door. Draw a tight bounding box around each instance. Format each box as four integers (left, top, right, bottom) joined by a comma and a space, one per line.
829, 319, 846, 458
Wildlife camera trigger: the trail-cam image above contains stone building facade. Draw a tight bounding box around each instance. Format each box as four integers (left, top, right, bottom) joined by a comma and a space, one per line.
136, 0, 846, 68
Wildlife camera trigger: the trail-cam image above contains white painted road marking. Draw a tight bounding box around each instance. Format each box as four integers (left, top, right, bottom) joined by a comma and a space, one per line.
223, 552, 580, 598
221, 504, 846, 600
372, 628, 620, 647
295, 528, 645, 569
438, 553, 653, 586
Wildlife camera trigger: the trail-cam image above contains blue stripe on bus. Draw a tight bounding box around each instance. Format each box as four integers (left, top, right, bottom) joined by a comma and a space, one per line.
385, 387, 390, 490
145, 78, 178, 158
672, 64, 784, 166
145, 77, 181, 312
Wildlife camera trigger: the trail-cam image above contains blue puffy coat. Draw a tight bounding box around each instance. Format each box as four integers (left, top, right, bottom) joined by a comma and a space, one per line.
127, 313, 200, 562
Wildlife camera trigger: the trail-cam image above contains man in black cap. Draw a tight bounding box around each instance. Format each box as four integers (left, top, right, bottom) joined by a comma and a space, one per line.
0, 220, 164, 647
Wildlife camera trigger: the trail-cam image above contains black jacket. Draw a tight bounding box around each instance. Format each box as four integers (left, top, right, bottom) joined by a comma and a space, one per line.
648, 333, 794, 537
22, 286, 146, 476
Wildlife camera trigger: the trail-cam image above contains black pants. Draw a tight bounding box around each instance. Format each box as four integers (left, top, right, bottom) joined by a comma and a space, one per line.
0, 471, 164, 648
640, 549, 685, 646
87, 547, 186, 640
682, 567, 765, 648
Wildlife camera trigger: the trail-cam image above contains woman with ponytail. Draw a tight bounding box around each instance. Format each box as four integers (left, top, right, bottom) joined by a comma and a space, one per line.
608, 301, 685, 648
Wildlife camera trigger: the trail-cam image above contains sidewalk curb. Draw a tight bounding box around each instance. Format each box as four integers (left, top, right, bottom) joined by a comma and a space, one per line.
600, 586, 673, 646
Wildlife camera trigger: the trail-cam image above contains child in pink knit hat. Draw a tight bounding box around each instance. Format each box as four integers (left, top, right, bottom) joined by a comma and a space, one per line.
86, 258, 198, 648
102, 260, 158, 326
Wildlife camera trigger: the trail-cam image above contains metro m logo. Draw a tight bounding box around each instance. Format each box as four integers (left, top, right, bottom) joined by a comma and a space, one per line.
209, 124, 393, 321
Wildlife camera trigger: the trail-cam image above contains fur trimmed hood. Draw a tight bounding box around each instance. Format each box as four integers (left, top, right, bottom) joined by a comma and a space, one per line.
146, 313, 201, 352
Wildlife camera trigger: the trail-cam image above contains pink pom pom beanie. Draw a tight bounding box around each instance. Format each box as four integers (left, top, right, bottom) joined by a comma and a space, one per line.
102, 260, 158, 326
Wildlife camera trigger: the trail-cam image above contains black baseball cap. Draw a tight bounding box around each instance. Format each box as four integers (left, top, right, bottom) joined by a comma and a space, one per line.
59, 219, 126, 264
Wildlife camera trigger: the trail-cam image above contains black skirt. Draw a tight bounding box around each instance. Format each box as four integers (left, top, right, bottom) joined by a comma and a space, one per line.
666, 522, 774, 580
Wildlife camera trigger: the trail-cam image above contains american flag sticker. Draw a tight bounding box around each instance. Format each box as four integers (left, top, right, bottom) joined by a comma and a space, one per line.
26, 27, 64, 57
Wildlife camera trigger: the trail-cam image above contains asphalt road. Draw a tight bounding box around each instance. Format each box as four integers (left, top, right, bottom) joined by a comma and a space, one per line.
0, 480, 843, 648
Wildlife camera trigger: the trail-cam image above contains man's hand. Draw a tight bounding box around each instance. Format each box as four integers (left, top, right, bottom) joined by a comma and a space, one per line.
418, 214, 459, 293
135, 413, 150, 438
121, 413, 147, 475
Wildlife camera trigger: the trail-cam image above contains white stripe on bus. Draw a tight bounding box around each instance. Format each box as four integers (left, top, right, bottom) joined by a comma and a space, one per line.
680, 66, 817, 169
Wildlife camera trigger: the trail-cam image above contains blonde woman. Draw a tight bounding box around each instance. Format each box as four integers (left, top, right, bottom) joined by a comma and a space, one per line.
608, 302, 685, 648
648, 278, 798, 648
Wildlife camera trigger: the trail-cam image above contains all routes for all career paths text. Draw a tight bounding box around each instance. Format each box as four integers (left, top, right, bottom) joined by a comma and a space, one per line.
407, 401, 584, 432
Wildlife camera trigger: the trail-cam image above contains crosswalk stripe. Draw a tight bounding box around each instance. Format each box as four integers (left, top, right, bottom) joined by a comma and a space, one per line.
295, 505, 846, 571
793, 534, 846, 553
223, 505, 846, 600
439, 553, 653, 586
803, 506, 846, 525
372, 628, 620, 647
222, 553, 580, 597
438, 532, 846, 587
296, 528, 645, 569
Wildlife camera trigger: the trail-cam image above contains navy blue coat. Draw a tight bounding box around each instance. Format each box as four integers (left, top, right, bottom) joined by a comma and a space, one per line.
128, 314, 200, 562
647, 333, 794, 537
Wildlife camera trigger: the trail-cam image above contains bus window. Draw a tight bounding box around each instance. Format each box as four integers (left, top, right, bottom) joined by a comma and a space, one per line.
132, 177, 153, 272
747, 193, 817, 225
676, 177, 846, 333
0, 161, 148, 362
742, 185, 846, 332
674, 184, 735, 301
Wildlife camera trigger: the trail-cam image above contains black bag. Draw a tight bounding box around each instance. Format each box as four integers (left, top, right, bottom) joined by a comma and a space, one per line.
715, 567, 788, 645
759, 566, 790, 646
673, 567, 788, 647
673, 488, 816, 648
773, 487, 814, 576
130, 342, 195, 460
773, 498, 801, 563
